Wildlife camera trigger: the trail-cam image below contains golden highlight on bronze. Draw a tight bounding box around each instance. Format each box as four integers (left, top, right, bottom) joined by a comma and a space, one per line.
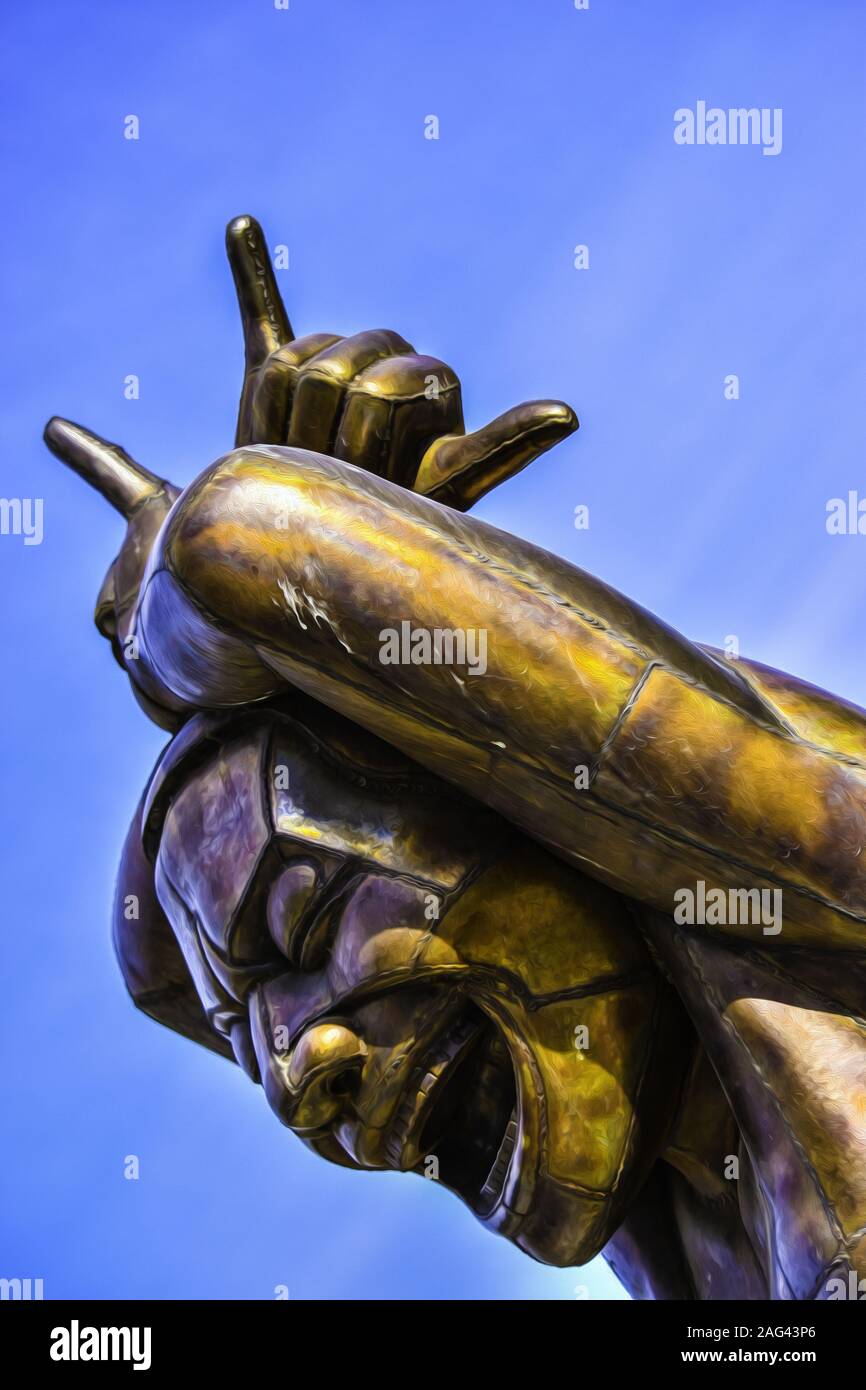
46, 215, 866, 1299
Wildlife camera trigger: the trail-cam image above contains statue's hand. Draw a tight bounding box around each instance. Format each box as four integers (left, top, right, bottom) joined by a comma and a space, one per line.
42, 415, 186, 726
226, 215, 577, 510
43, 210, 580, 725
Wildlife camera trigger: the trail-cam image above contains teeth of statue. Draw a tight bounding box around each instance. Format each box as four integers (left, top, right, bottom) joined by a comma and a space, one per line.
478, 1110, 518, 1208
384, 1014, 481, 1168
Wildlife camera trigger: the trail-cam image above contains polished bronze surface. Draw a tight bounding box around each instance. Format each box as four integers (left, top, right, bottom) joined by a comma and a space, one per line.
46, 215, 866, 1299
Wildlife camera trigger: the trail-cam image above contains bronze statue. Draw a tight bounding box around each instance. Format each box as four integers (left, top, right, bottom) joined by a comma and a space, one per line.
45, 216, 866, 1300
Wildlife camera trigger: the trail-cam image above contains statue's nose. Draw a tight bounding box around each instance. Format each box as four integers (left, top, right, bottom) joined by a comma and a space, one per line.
284, 1023, 367, 1131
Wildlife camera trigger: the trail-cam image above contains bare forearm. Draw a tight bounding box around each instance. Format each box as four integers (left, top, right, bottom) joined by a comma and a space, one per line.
129, 443, 866, 953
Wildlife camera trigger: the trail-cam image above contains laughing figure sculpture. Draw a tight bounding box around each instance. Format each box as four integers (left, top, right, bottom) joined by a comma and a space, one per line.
46, 216, 866, 1301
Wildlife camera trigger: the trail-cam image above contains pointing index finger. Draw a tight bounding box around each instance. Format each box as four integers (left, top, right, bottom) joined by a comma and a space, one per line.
226, 214, 293, 368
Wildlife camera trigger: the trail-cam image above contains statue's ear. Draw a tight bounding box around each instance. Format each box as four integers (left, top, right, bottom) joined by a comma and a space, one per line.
114, 793, 235, 1064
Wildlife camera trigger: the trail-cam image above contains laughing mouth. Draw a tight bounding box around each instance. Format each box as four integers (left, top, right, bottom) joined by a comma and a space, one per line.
383, 1004, 518, 1214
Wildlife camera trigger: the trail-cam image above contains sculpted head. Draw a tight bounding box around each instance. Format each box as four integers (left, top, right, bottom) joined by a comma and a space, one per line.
139, 692, 688, 1267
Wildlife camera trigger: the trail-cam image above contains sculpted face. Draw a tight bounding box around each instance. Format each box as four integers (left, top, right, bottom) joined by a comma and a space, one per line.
152, 700, 689, 1266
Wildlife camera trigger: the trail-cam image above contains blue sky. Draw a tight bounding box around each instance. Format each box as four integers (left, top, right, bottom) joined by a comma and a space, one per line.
1, 0, 864, 1300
